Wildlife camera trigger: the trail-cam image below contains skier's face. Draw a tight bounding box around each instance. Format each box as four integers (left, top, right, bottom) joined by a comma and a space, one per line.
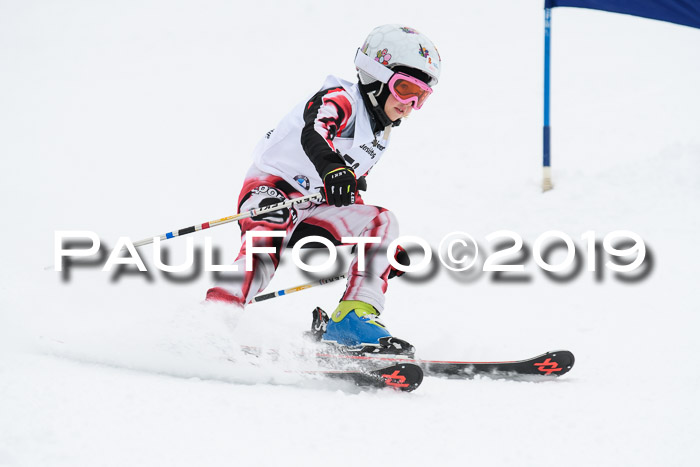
384, 94, 413, 122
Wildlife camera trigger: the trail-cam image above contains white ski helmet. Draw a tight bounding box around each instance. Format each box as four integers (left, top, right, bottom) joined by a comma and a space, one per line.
355, 24, 441, 87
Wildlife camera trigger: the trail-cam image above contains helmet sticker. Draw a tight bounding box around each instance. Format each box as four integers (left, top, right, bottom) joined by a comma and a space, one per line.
400, 27, 418, 34
375, 48, 391, 66
426, 55, 439, 74
418, 44, 429, 58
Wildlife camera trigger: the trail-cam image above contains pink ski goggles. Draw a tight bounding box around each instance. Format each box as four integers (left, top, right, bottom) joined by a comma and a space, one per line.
387, 73, 433, 109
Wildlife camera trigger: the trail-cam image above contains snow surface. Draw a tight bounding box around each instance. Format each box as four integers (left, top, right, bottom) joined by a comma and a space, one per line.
1, 0, 699, 466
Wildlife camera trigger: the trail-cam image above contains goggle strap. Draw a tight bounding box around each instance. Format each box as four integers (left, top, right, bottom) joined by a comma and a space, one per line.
354, 49, 394, 84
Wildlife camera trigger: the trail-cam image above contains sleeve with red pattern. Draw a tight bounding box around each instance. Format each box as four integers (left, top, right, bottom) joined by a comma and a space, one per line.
301, 87, 354, 178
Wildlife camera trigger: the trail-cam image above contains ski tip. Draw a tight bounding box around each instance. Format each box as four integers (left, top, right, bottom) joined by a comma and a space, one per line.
319, 363, 424, 392
370, 363, 424, 392
536, 350, 575, 376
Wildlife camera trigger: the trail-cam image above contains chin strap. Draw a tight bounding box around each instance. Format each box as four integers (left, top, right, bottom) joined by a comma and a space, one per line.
382, 124, 392, 140
367, 88, 402, 137
367, 90, 393, 128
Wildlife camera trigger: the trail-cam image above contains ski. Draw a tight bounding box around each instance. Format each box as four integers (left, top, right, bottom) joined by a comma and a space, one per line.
315, 350, 575, 378
236, 345, 423, 391
302, 362, 423, 392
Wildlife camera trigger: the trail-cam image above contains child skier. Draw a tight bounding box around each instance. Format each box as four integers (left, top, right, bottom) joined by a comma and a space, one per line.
206, 24, 441, 352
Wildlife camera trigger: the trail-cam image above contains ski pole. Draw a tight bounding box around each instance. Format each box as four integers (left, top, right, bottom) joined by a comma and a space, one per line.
251, 274, 347, 303
131, 192, 323, 248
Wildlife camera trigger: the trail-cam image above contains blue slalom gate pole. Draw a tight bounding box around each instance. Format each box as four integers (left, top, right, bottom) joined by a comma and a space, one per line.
543, 5, 553, 191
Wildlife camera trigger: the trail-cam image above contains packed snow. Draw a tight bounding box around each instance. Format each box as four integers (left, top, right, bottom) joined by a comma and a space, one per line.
1, 0, 699, 466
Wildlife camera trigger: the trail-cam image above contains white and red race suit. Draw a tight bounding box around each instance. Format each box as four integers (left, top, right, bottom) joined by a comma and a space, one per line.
206, 75, 400, 312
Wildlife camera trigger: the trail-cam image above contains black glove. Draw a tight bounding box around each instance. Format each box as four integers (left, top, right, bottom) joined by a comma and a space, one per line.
322, 167, 357, 207
389, 245, 410, 279
357, 175, 368, 192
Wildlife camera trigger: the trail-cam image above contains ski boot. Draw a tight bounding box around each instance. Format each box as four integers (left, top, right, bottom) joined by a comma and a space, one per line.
308, 301, 415, 357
